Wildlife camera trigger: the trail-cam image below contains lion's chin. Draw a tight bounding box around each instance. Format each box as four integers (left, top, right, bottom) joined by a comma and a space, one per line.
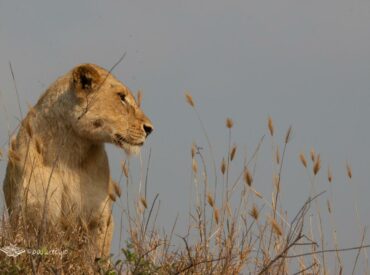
113, 133, 143, 155
121, 143, 141, 156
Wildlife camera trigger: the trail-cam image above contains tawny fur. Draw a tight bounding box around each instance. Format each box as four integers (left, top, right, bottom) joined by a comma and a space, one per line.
3, 64, 153, 257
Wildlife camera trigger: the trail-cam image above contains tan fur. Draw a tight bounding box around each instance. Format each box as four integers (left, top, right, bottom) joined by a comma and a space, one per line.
3, 64, 153, 257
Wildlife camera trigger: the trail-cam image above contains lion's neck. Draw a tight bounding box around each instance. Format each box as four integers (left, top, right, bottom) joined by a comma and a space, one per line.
33, 98, 104, 168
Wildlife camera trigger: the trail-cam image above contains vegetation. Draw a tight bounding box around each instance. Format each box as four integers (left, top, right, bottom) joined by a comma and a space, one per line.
0, 92, 369, 274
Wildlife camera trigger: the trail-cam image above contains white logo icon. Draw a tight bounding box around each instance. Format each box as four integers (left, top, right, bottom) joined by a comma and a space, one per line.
0, 243, 26, 258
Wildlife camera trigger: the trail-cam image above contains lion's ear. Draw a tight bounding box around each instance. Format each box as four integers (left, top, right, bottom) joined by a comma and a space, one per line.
72, 64, 100, 93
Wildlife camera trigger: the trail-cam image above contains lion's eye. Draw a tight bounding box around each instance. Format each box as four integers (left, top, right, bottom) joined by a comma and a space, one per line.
118, 93, 126, 103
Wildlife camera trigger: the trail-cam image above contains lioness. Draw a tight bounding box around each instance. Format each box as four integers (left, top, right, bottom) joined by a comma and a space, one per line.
3, 64, 153, 257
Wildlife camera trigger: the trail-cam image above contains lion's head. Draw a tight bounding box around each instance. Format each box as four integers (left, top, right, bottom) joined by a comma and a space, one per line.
69, 64, 153, 154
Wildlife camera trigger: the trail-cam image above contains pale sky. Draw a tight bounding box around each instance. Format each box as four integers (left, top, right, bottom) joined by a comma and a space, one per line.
1, 0, 370, 271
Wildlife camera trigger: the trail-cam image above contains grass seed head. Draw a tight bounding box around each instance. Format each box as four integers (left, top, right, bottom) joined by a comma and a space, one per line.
244, 167, 253, 186
310, 148, 315, 162
230, 144, 237, 161
313, 154, 321, 175
221, 158, 226, 175
268, 116, 274, 136
192, 158, 198, 174
140, 197, 148, 209
346, 162, 352, 179
185, 92, 195, 107
249, 205, 259, 220
214, 208, 220, 224
299, 152, 307, 168
328, 166, 333, 183
207, 193, 215, 208
226, 118, 233, 129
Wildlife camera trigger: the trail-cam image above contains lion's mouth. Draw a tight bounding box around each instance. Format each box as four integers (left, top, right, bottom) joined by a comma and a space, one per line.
114, 133, 144, 147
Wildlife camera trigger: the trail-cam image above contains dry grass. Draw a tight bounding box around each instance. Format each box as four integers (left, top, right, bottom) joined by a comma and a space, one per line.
0, 92, 369, 274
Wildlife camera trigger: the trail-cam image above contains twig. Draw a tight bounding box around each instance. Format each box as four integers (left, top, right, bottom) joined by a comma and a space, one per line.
164, 214, 178, 258
352, 227, 367, 275
0, 89, 11, 140
143, 193, 159, 235
174, 256, 226, 275
77, 52, 127, 120
292, 262, 318, 275
258, 192, 325, 274
9, 62, 23, 118
284, 244, 370, 259
144, 148, 152, 200
258, 234, 304, 274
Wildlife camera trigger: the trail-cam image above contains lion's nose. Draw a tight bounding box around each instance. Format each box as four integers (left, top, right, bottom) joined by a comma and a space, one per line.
143, 124, 153, 137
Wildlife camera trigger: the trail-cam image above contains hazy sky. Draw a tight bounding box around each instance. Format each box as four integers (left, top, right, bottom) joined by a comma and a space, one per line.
1, 0, 370, 270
